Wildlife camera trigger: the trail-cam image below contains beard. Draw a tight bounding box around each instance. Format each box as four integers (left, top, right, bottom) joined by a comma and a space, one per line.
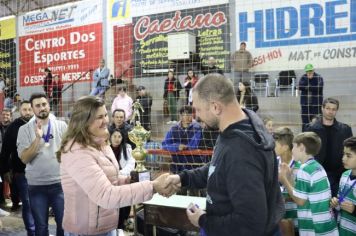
206, 117, 219, 130
22, 115, 33, 121
37, 111, 49, 119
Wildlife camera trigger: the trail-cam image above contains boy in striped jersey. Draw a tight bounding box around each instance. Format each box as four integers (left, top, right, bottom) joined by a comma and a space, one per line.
279, 132, 338, 236
275, 127, 300, 236
330, 137, 356, 235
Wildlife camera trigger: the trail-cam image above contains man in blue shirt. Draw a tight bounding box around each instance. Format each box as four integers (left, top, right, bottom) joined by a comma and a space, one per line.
162, 105, 202, 173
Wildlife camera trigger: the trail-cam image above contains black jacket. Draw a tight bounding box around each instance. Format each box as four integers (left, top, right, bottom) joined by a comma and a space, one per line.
0, 117, 28, 174
305, 118, 353, 177
163, 78, 182, 100
200, 65, 224, 76
136, 94, 152, 114
179, 109, 284, 236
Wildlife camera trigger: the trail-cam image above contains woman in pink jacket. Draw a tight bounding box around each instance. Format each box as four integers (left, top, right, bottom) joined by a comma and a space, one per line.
57, 96, 169, 236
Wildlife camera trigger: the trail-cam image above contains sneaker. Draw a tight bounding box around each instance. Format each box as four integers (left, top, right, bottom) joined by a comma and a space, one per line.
166, 121, 172, 124
0, 208, 10, 217
171, 120, 178, 124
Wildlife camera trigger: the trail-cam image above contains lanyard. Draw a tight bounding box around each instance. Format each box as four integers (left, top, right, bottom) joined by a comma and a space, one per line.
339, 176, 356, 203
42, 120, 51, 144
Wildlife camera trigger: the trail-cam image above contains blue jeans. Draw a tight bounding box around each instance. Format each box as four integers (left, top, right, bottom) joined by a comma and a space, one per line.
14, 173, 35, 236
64, 230, 117, 236
28, 183, 64, 236
90, 87, 106, 96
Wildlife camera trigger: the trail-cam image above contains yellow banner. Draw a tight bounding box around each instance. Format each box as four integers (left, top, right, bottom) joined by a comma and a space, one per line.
0, 17, 16, 40
109, 0, 131, 21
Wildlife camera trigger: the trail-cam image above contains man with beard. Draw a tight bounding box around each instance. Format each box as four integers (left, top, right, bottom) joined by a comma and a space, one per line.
17, 93, 67, 236
305, 97, 353, 197
163, 75, 284, 235
0, 108, 12, 207
0, 101, 35, 235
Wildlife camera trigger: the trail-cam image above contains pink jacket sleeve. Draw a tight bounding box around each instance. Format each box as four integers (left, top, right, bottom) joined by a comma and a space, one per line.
62, 148, 153, 209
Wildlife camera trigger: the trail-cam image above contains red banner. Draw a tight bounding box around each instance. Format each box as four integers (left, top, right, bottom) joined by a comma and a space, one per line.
113, 24, 134, 79
19, 23, 102, 87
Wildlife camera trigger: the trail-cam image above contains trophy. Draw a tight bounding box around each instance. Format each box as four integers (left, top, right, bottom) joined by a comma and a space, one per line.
129, 100, 151, 182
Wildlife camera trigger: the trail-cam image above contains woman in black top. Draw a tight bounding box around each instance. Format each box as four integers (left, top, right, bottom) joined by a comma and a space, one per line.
236, 81, 259, 112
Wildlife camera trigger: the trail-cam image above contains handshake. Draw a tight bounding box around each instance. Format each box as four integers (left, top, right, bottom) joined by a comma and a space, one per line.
152, 173, 182, 197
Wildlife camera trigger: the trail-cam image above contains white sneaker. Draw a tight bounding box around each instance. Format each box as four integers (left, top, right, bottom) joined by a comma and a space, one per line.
0, 208, 10, 217
171, 120, 178, 124
166, 121, 172, 124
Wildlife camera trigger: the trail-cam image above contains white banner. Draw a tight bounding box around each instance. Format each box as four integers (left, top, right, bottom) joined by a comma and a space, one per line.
18, 0, 103, 36
131, 0, 228, 17
236, 0, 356, 71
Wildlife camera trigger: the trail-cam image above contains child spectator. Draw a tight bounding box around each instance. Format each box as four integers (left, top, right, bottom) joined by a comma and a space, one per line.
279, 132, 338, 236
263, 116, 274, 134
110, 129, 135, 230
330, 137, 356, 235
274, 127, 300, 236
111, 86, 133, 122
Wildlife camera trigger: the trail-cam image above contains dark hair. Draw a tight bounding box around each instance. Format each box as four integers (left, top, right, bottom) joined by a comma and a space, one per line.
240, 42, 246, 46
29, 93, 48, 106
110, 129, 128, 162
20, 100, 31, 106
237, 81, 252, 95
2, 108, 12, 114
118, 86, 127, 92
179, 105, 193, 114
187, 69, 195, 77
273, 127, 294, 150
343, 137, 356, 153
322, 97, 339, 110
293, 132, 321, 156
44, 68, 51, 73
110, 129, 129, 161
112, 108, 126, 118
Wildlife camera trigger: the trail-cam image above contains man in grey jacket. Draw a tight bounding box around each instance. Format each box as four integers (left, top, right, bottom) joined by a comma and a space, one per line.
17, 93, 67, 236
90, 59, 110, 97
231, 42, 253, 82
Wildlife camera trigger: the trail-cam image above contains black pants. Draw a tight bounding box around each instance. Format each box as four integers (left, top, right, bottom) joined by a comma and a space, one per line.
301, 104, 320, 131
118, 206, 131, 229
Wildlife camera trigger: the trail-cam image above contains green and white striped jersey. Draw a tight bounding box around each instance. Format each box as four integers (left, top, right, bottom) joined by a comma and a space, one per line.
338, 170, 356, 236
293, 159, 338, 236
